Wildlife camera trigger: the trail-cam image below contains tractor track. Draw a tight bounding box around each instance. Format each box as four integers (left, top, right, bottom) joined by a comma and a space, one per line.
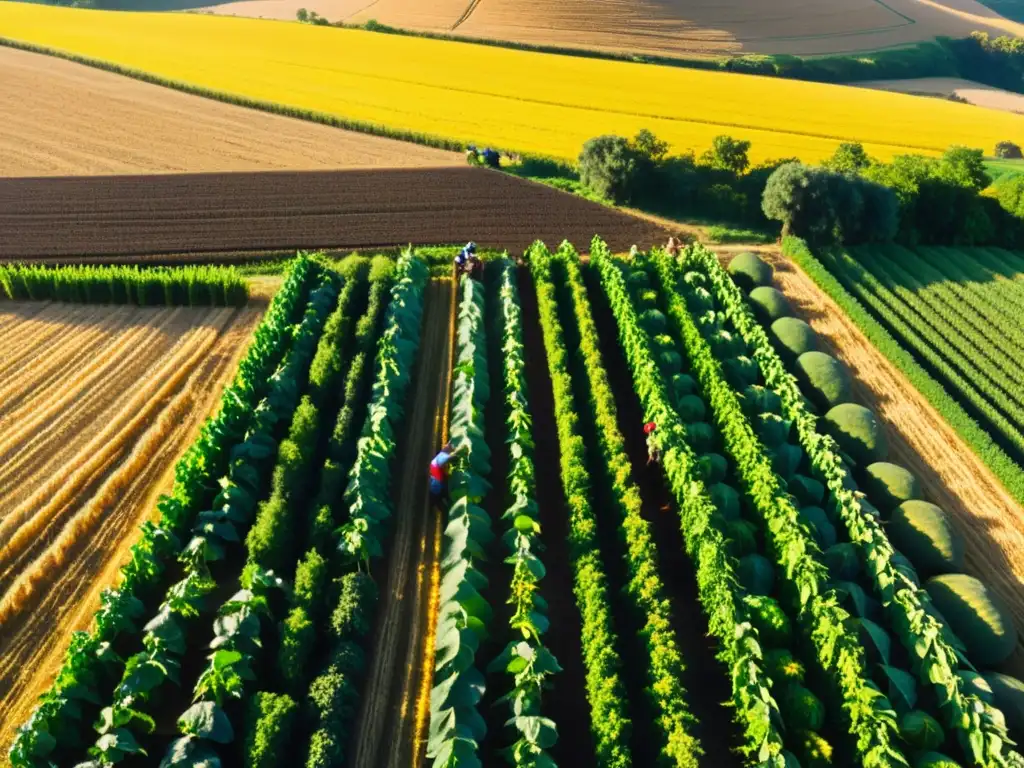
349, 278, 454, 768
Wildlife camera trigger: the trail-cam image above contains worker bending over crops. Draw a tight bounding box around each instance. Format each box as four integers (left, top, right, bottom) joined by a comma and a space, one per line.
644, 421, 662, 465
455, 242, 483, 281
429, 441, 464, 510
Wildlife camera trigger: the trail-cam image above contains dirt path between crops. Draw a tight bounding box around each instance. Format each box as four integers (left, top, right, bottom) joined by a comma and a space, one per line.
349, 278, 454, 768
766, 252, 1024, 675
0, 304, 262, 757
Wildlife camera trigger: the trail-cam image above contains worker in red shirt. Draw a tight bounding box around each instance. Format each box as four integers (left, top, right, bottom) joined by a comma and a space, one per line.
429, 441, 463, 509
644, 422, 662, 466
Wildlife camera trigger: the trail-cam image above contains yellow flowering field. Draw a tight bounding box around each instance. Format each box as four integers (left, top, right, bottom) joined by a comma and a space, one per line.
1, 2, 1022, 164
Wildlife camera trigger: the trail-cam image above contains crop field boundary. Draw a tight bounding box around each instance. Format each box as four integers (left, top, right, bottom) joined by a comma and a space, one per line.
781, 236, 1024, 510
0, 35, 989, 163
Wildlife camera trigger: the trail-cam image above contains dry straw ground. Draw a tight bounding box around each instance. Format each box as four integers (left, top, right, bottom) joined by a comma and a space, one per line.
0, 45, 459, 176
2, 4, 1023, 164
0, 302, 262, 756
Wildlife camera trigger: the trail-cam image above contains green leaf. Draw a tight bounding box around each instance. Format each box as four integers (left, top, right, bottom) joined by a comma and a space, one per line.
178, 702, 234, 743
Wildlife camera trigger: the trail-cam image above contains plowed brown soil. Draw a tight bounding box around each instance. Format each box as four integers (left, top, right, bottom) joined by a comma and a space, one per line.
765, 252, 1024, 674
0, 168, 667, 260
206, 0, 1023, 57
0, 45, 458, 177
0, 302, 262, 755
349, 279, 453, 768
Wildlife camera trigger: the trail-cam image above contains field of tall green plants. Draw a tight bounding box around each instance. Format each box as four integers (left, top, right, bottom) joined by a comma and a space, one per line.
11, 243, 1024, 768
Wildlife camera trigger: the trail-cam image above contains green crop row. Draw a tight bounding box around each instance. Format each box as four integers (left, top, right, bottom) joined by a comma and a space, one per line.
486, 258, 561, 766
590, 236, 790, 765
0, 262, 248, 306
686, 244, 1018, 766
8, 256, 318, 768
645, 248, 908, 767
855, 249, 1024, 425
427, 275, 494, 767
75, 274, 339, 766
825, 248, 1024, 460
781, 237, 1024, 509
551, 245, 703, 767
528, 242, 633, 768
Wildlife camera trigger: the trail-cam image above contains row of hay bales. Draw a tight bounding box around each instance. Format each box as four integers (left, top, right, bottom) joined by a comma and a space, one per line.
727, 251, 1024, 745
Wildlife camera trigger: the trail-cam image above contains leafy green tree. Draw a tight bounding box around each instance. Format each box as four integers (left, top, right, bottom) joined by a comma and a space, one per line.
296, 8, 308, 21
762, 162, 834, 240
700, 135, 752, 175
996, 141, 1023, 159
938, 145, 990, 190
824, 142, 871, 174
630, 129, 670, 164
578, 135, 639, 203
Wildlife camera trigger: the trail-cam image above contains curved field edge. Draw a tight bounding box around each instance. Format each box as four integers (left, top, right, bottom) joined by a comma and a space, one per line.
2, 9, 1024, 165
780, 236, 1024, 509
0, 305, 264, 759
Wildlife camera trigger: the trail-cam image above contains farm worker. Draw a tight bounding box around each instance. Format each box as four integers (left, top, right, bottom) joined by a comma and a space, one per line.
429, 441, 462, 508
666, 236, 682, 256
455, 242, 483, 280
644, 422, 662, 465
482, 148, 500, 168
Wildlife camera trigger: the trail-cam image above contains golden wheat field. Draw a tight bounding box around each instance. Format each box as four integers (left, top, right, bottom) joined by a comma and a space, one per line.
1, 3, 1023, 164
0, 301, 262, 754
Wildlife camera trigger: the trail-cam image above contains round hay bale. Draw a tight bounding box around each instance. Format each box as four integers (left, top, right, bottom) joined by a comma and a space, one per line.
824, 403, 888, 466
723, 355, 760, 388
795, 351, 852, 409
825, 542, 861, 581
728, 252, 773, 292
757, 413, 791, 447
771, 443, 803, 480
742, 384, 782, 416
771, 316, 818, 363
677, 394, 706, 423
926, 574, 1018, 667
687, 422, 716, 453
640, 308, 667, 335
789, 474, 825, 506
672, 373, 698, 397
889, 501, 964, 577
726, 518, 758, 557
800, 506, 837, 549
985, 673, 1024, 739
862, 462, 921, 517
749, 286, 792, 323
710, 483, 741, 520
739, 553, 775, 595
697, 453, 728, 484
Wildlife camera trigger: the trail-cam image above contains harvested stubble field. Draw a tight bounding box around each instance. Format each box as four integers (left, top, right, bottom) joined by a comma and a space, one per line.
0, 301, 262, 754
3, 4, 1024, 164
765, 251, 1024, 672
207, 0, 1024, 56
0, 168, 668, 259
0, 46, 458, 177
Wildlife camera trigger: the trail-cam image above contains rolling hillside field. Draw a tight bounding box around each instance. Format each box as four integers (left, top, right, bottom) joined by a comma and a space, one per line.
198, 0, 1024, 57
2, 3, 1024, 164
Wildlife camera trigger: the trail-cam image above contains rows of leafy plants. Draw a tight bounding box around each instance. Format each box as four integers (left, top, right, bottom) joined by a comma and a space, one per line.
486, 258, 560, 766
528, 242, 633, 768
855, 248, 1024, 423
426, 275, 494, 767
8, 256, 318, 768
0, 262, 248, 306
551, 244, 703, 767
634, 247, 908, 767
968, 247, 1024, 317
683, 244, 1020, 767
911, 246, 1024, 352
76, 272, 340, 766
824, 248, 1024, 459
309, 249, 427, 762
588, 237, 790, 766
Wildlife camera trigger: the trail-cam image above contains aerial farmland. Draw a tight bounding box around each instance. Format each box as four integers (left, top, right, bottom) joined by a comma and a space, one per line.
4, 1, 1024, 767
